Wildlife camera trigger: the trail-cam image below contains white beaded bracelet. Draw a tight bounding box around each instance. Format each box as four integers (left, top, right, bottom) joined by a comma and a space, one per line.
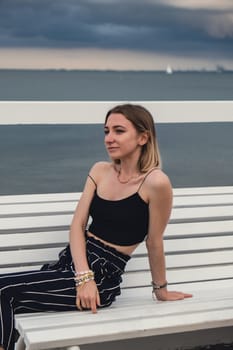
75, 270, 93, 276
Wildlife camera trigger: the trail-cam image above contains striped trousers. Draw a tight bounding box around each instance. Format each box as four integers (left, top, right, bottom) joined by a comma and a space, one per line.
0, 236, 130, 350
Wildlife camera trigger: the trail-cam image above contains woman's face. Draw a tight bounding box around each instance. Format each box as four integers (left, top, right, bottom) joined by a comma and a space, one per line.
104, 113, 144, 161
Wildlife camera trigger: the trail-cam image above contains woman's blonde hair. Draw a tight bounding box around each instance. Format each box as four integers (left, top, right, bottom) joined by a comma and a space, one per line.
105, 104, 161, 172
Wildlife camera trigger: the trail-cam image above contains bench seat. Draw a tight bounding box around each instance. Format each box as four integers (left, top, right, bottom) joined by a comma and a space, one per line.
0, 186, 233, 350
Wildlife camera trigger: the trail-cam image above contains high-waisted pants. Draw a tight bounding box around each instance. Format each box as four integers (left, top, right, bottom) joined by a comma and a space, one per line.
0, 236, 130, 350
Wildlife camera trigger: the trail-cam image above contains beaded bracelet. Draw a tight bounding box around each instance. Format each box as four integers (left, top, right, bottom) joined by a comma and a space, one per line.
75, 275, 95, 287
75, 270, 93, 277
74, 271, 94, 281
74, 271, 95, 287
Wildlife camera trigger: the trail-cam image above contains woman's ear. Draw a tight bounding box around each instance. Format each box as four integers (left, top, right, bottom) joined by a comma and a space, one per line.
138, 131, 149, 146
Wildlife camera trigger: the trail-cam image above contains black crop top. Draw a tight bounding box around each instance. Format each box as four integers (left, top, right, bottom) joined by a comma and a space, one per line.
88, 182, 150, 246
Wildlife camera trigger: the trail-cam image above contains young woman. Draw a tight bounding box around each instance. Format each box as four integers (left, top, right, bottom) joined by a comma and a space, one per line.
0, 104, 192, 350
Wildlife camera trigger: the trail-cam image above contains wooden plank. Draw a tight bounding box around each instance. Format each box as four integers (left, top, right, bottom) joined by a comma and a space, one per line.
17, 297, 233, 331
0, 192, 81, 204
0, 214, 73, 230
0, 265, 43, 274
0, 201, 76, 215
171, 205, 233, 221
173, 186, 233, 196
122, 265, 233, 288
120, 279, 233, 299
164, 220, 233, 237
0, 231, 69, 249
173, 194, 233, 207
133, 235, 233, 255
164, 235, 233, 252
19, 303, 233, 350
0, 247, 62, 266
126, 251, 233, 272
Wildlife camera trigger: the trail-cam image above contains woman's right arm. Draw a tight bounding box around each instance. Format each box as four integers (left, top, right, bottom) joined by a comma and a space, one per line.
69, 164, 101, 313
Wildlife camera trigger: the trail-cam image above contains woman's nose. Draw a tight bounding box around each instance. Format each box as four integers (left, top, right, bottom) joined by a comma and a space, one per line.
105, 132, 114, 143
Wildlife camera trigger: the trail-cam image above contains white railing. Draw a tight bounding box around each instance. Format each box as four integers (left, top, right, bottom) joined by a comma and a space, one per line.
0, 101, 232, 124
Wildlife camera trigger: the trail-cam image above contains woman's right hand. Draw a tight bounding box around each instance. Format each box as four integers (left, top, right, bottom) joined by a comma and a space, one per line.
76, 280, 101, 313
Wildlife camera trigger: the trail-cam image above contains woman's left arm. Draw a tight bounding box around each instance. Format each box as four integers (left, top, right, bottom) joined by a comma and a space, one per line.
145, 171, 192, 301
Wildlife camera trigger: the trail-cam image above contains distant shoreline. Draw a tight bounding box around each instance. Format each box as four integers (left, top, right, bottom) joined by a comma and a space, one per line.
0, 68, 233, 73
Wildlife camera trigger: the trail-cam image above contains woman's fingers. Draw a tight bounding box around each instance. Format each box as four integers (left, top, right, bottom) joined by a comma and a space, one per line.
96, 290, 101, 307
76, 285, 100, 313
155, 290, 193, 301
166, 291, 193, 300
76, 296, 82, 311
183, 292, 193, 298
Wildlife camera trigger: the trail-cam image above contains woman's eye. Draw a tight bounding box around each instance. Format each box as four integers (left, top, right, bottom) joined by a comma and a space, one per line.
115, 129, 124, 134
104, 129, 109, 135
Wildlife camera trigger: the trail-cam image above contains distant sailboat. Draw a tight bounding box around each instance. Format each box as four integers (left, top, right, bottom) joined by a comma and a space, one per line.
166, 65, 173, 74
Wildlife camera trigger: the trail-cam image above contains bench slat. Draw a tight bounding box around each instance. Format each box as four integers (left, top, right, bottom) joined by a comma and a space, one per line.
19, 300, 233, 350
173, 186, 233, 195
0, 193, 81, 204
0, 214, 73, 230
174, 194, 233, 206
17, 297, 233, 331
0, 247, 62, 266
126, 251, 233, 272
164, 235, 233, 252
0, 231, 68, 249
0, 202, 76, 215
171, 205, 233, 221
122, 266, 233, 288
165, 220, 233, 237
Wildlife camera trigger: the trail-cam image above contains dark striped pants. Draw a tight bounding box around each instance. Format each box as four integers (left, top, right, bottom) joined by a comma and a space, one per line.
0, 236, 130, 350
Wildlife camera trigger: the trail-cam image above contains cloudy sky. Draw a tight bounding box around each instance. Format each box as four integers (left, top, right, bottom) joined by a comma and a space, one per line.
0, 0, 233, 70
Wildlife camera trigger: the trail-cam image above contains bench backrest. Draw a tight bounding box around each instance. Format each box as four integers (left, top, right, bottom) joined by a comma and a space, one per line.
1, 186, 233, 290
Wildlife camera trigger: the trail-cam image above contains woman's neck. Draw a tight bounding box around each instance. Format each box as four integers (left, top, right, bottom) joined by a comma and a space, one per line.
114, 162, 141, 184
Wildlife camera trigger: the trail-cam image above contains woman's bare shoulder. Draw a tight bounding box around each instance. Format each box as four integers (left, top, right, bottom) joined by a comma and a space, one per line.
89, 161, 112, 180
145, 169, 172, 195
90, 161, 111, 172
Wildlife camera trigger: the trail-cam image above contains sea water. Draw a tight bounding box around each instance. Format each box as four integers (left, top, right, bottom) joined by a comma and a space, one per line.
0, 122, 232, 195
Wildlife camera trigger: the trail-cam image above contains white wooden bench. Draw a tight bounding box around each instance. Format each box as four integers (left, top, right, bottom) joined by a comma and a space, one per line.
0, 186, 233, 350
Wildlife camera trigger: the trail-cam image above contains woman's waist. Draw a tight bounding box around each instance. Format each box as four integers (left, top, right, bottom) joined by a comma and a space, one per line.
86, 231, 138, 257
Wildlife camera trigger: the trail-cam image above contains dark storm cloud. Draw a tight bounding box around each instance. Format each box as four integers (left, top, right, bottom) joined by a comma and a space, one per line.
0, 0, 232, 59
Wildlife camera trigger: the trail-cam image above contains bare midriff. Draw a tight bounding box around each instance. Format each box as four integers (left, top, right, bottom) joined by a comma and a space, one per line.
87, 231, 139, 256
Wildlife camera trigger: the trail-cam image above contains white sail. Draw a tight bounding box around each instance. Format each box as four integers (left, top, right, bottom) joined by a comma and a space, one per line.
166, 65, 173, 74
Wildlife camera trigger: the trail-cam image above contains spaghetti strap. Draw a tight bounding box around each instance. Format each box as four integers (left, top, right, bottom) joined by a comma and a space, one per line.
137, 167, 160, 192
88, 174, 97, 188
